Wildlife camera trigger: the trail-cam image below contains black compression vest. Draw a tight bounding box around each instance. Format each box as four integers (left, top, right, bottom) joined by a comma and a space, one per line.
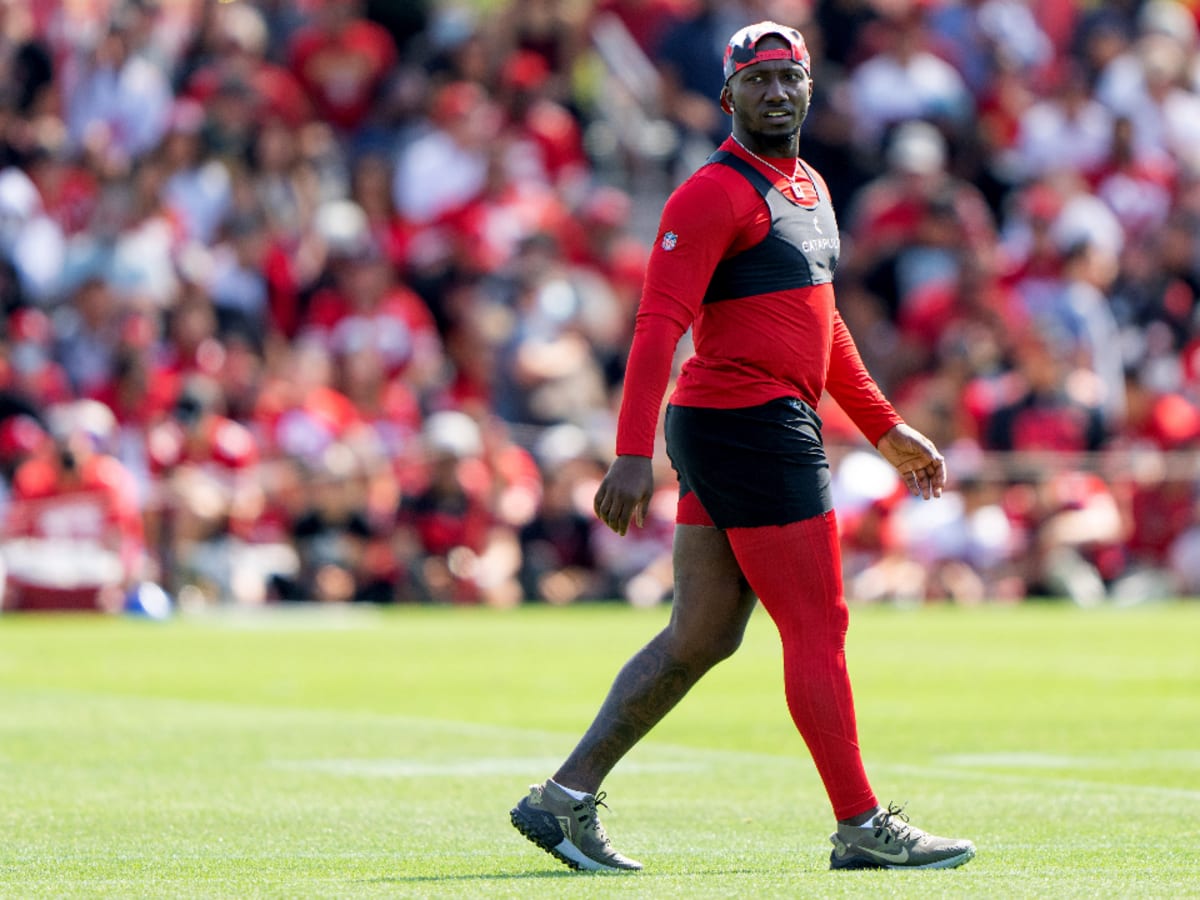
702, 150, 840, 305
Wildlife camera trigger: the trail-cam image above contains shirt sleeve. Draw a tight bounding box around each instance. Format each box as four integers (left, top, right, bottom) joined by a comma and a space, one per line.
825, 309, 904, 446
615, 175, 740, 457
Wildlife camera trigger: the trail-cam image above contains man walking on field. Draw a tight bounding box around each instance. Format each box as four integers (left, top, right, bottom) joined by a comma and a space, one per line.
510, 21, 975, 873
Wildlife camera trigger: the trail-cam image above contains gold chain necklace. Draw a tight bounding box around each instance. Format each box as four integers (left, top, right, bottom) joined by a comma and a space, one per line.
730, 134, 812, 196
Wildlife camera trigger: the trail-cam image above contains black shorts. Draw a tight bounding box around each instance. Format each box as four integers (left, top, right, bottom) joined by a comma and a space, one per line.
665, 396, 832, 529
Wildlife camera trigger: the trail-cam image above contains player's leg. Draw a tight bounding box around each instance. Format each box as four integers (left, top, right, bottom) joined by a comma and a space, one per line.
553, 523, 755, 791
725, 511, 876, 820
510, 523, 754, 871
725, 510, 974, 869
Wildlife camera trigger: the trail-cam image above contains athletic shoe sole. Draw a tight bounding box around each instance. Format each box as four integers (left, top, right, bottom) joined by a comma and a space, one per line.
830, 845, 976, 870
510, 797, 622, 872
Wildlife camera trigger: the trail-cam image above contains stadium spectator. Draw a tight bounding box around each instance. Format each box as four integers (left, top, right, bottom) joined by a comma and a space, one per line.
180, 0, 312, 131
271, 441, 395, 604
588, 473, 675, 607
652, 0, 743, 151
145, 375, 268, 604
1106, 368, 1200, 600
1, 306, 72, 409
391, 79, 500, 226
1012, 467, 1127, 605
158, 97, 233, 247
518, 462, 602, 605
85, 308, 178, 491
925, 0, 1054, 99
0, 165, 65, 303
286, 0, 397, 136
52, 276, 125, 398
394, 410, 522, 606
494, 48, 590, 191
491, 232, 609, 428
347, 151, 412, 270
1010, 62, 1114, 181
844, 119, 998, 324
1, 399, 148, 612
517, 424, 605, 605
300, 203, 445, 399
842, 4, 974, 154
982, 324, 1109, 454
493, 0, 588, 93
63, 17, 173, 180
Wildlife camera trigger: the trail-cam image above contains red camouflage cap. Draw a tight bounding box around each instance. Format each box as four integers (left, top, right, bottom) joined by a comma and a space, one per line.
722, 21, 810, 83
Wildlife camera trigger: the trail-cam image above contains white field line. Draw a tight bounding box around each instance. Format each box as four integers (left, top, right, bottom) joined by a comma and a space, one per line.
269, 714, 1200, 801
270, 757, 713, 777
272, 752, 1200, 803
8, 688, 1198, 801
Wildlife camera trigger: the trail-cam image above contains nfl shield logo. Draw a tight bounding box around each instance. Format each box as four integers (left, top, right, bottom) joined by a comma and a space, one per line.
661, 231, 678, 251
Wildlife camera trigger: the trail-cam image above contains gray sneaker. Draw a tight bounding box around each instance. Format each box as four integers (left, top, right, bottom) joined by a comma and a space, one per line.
510, 781, 643, 872
829, 803, 975, 870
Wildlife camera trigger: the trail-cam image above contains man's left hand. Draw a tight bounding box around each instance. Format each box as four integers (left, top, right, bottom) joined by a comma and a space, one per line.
875, 423, 947, 500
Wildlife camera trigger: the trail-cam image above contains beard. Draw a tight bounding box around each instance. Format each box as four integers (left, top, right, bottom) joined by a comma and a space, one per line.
741, 103, 809, 154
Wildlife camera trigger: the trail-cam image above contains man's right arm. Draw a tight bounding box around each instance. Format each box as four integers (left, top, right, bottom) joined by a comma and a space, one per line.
596, 175, 737, 535
613, 174, 738, 458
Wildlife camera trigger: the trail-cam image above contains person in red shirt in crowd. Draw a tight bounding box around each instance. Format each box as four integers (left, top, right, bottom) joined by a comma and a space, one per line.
0, 412, 46, 487
348, 152, 415, 271
442, 138, 576, 282
978, 326, 1122, 604
287, 0, 397, 134
393, 410, 521, 607
0, 306, 73, 409
559, 184, 649, 327
515, 426, 603, 605
491, 0, 588, 105
299, 211, 445, 395
87, 309, 178, 434
844, 119, 997, 322
1107, 367, 1200, 596
253, 339, 363, 464
1, 400, 147, 612
182, 0, 312, 130
495, 49, 590, 189
391, 80, 503, 227
335, 340, 422, 462
25, 134, 102, 239
271, 441, 398, 604
891, 252, 1028, 444
1001, 466, 1126, 606
983, 324, 1108, 454
145, 375, 264, 602
510, 23, 973, 874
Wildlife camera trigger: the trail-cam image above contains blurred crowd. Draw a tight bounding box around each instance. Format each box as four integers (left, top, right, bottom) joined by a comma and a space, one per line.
0, 0, 1198, 612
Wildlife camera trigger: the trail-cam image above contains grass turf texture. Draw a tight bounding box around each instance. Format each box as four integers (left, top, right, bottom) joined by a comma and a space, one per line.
0, 602, 1197, 898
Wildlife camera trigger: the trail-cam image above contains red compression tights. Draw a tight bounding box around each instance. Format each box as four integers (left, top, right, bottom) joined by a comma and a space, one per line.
725, 511, 878, 821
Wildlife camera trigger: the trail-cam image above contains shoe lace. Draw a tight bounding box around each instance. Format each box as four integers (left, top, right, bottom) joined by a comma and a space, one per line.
874, 802, 914, 843
578, 791, 612, 843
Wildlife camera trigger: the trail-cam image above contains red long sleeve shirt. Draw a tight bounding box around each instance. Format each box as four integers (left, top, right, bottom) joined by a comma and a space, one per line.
616, 137, 902, 458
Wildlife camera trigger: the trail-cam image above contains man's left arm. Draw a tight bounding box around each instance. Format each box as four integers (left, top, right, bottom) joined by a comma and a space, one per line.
825, 310, 946, 499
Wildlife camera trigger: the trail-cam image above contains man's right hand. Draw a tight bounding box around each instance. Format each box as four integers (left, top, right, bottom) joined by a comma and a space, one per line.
593, 454, 654, 536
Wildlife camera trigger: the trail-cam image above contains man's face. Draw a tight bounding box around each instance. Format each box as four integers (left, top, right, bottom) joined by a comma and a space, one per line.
723, 37, 812, 142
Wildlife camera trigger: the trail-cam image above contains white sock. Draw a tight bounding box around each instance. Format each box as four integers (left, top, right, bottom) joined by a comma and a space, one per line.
549, 779, 591, 801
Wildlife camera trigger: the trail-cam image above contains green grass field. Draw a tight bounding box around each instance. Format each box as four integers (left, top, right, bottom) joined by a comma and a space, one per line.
0, 601, 1198, 898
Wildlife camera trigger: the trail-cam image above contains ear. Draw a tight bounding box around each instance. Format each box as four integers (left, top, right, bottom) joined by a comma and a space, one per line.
720, 85, 734, 115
